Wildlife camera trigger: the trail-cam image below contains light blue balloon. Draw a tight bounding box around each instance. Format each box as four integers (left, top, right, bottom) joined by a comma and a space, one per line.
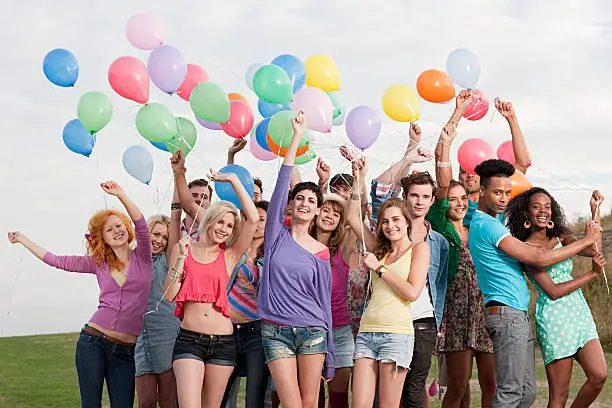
245, 63, 264, 91
257, 99, 290, 118
271, 54, 306, 93
150, 141, 169, 152
332, 111, 345, 126
215, 164, 254, 210
62, 119, 95, 156
43, 49, 79, 87
122, 145, 154, 184
446, 48, 480, 90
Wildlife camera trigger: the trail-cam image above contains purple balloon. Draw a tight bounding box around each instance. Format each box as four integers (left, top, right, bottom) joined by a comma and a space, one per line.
195, 115, 222, 130
345, 106, 381, 150
147, 45, 187, 94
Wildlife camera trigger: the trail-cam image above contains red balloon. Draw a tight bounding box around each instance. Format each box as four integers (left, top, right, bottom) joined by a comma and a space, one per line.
177, 64, 209, 102
108, 56, 150, 104
221, 101, 254, 139
463, 89, 489, 121
457, 138, 496, 174
497, 141, 516, 165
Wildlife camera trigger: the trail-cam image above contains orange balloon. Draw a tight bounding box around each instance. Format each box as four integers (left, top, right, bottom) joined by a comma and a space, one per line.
510, 170, 532, 200
228, 92, 249, 105
416, 69, 455, 103
266, 134, 309, 157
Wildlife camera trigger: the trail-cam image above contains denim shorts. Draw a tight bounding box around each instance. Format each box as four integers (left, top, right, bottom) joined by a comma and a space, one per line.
261, 321, 327, 363
333, 325, 355, 368
354, 332, 414, 369
172, 328, 236, 366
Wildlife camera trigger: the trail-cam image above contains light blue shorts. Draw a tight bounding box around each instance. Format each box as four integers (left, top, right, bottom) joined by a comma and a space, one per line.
333, 325, 355, 368
354, 332, 414, 369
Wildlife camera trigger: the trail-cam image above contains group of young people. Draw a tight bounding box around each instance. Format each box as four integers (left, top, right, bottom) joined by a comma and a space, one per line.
7, 90, 608, 408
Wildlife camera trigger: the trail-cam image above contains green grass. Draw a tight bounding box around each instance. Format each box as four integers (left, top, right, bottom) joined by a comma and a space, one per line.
0, 333, 610, 407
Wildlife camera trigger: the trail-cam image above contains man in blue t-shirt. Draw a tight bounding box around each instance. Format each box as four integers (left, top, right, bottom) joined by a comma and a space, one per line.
468, 159, 600, 408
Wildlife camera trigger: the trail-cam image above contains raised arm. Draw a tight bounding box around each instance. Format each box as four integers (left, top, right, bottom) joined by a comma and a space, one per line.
227, 138, 247, 165
163, 237, 190, 302
170, 150, 202, 223
346, 157, 377, 250
316, 158, 331, 193
560, 190, 605, 257
283, 111, 307, 166
100, 181, 143, 222
495, 99, 531, 174
168, 183, 182, 258
374, 123, 427, 188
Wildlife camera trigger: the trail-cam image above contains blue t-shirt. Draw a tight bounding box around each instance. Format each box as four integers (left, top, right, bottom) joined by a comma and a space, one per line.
468, 211, 530, 311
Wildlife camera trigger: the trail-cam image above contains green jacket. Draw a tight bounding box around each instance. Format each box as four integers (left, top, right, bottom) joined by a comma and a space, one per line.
426, 199, 462, 284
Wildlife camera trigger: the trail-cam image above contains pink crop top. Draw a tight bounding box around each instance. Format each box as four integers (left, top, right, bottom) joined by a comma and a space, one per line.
174, 248, 230, 320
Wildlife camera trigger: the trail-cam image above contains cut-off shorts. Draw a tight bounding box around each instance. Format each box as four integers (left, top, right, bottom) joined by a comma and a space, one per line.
354, 331, 414, 369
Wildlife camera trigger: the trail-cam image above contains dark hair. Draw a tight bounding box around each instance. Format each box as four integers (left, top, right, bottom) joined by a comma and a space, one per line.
289, 182, 324, 207
254, 178, 263, 193
505, 187, 570, 242
373, 198, 412, 259
254, 200, 269, 259
188, 178, 213, 195
310, 199, 346, 262
474, 159, 515, 188
330, 173, 354, 189
448, 179, 465, 193
400, 171, 437, 198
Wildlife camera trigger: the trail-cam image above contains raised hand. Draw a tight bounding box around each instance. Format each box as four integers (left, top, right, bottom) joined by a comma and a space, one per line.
208, 168, 237, 183
494, 98, 516, 120
592, 252, 607, 274
290, 111, 307, 136
178, 236, 191, 256
340, 145, 359, 162
7, 231, 22, 244
316, 158, 331, 184
590, 190, 605, 216
406, 146, 434, 164
170, 150, 186, 175
440, 122, 458, 146
100, 181, 125, 197
455, 90, 472, 113
228, 138, 247, 155
409, 122, 422, 146
585, 221, 602, 244
352, 156, 369, 180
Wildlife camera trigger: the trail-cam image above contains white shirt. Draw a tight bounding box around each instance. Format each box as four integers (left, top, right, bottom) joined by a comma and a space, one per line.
410, 282, 435, 321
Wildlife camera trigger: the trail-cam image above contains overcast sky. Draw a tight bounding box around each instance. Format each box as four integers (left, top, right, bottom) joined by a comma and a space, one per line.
1, 0, 611, 337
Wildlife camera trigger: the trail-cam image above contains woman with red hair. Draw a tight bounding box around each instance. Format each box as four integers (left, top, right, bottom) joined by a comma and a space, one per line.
8, 181, 152, 408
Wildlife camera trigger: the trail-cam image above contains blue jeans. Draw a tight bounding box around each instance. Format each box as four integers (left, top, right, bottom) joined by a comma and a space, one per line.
75, 329, 136, 408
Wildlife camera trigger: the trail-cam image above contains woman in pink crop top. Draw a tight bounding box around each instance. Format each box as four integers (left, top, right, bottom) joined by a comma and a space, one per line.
163, 164, 259, 408
8, 181, 151, 408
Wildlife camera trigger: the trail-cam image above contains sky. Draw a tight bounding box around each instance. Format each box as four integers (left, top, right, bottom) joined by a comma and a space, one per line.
1, 0, 611, 337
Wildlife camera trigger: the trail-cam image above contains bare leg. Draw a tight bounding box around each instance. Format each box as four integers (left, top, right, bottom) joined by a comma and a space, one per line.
157, 369, 178, 408
202, 364, 234, 408
571, 339, 608, 408
544, 357, 573, 408
173, 359, 205, 408
442, 351, 472, 408
378, 362, 408, 408
269, 358, 301, 408
297, 353, 326, 408
328, 367, 351, 408
474, 350, 496, 408
352, 359, 378, 408
136, 374, 159, 408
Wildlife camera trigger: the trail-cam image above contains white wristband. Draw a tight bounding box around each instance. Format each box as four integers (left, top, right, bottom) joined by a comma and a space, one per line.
436, 162, 451, 168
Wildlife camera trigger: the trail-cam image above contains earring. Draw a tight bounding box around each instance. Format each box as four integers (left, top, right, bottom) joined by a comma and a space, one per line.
547, 221, 555, 229
523, 220, 531, 229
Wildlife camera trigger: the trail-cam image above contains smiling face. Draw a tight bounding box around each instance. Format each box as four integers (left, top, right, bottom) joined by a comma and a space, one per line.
102, 215, 129, 249
527, 192, 552, 229
206, 211, 236, 245
254, 207, 267, 239
459, 168, 481, 193
447, 184, 469, 221
316, 202, 342, 233
291, 189, 321, 223
379, 206, 409, 243
150, 223, 169, 255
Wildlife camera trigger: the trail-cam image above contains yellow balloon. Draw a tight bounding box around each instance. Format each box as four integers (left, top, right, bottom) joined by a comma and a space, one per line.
305, 54, 340, 92
382, 84, 420, 122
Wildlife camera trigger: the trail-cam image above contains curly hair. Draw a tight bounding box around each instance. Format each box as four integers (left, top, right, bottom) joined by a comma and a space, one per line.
400, 171, 437, 198
506, 187, 570, 242
474, 159, 515, 188
86, 210, 135, 272
310, 198, 346, 262
373, 198, 412, 259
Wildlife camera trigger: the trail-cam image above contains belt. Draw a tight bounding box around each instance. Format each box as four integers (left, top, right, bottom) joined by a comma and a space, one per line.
82, 325, 135, 347
486, 306, 505, 316
413, 317, 436, 331
234, 320, 261, 331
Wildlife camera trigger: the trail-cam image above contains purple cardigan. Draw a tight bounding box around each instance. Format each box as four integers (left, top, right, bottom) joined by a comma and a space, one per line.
257, 165, 335, 379
43, 216, 152, 336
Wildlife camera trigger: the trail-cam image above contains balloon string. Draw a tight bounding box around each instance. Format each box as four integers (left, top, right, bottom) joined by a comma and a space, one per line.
593, 201, 609, 295
93, 152, 108, 209
3, 254, 24, 335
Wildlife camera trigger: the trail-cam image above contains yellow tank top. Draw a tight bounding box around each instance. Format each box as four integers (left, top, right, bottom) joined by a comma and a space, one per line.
359, 248, 414, 335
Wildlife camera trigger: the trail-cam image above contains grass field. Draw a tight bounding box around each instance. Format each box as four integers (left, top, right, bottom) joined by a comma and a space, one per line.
0, 333, 611, 407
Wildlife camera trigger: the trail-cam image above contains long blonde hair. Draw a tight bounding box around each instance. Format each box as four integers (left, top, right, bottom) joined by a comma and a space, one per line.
199, 201, 241, 246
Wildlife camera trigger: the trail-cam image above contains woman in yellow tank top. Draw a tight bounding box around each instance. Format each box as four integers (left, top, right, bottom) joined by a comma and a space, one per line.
345, 157, 430, 408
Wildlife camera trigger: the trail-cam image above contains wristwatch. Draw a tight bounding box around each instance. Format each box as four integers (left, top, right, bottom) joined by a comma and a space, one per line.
375, 265, 388, 278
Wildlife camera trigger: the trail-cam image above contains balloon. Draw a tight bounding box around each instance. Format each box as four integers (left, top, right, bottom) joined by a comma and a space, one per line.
333, 111, 345, 126
271, 54, 306, 93
268, 110, 310, 149
510, 170, 532, 200
497, 141, 516, 165
195, 116, 222, 130
254, 118, 271, 151
327, 91, 343, 119
108, 56, 150, 104
266, 134, 309, 157
382, 85, 420, 122
291, 87, 334, 133
416, 69, 455, 103
215, 164, 255, 209
221, 100, 255, 139
446, 48, 480, 90
457, 138, 496, 174
43, 49, 78, 87
150, 141, 169, 152
122, 145, 154, 184
165, 117, 198, 156
62, 119, 95, 157
295, 150, 316, 165
253, 65, 293, 104
147, 45, 187, 94
258, 99, 290, 118
345, 106, 381, 150
304, 54, 340, 92
190, 82, 230, 123
228, 92, 249, 105
249, 134, 276, 161
126, 13, 164, 50
77, 92, 112, 134
177, 64, 209, 102
463, 90, 489, 121
135, 103, 178, 143
245, 63, 264, 91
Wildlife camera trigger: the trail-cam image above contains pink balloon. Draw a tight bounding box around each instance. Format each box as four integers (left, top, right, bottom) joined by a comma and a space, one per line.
126, 14, 164, 50
221, 101, 255, 139
250, 135, 276, 161
178, 64, 209, 102
291, 87, 333, 133
497, 141, 516, 165
457, 138, 496, 174
463, 89, 489, 121
108, 56, 150, 104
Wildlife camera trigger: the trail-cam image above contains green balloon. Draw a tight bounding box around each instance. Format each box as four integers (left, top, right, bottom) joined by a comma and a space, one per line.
327, 91, 343, 119
295, 150, 316, 165
268, 111, 310, 149
190, 82, 230, 123
253, 65, 293, 104
77, 91, 112, 134
165, 117, 198, 156
135, 103, 178, 143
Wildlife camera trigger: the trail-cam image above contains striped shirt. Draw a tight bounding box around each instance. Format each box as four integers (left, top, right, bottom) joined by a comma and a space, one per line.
228, 261, 260, 323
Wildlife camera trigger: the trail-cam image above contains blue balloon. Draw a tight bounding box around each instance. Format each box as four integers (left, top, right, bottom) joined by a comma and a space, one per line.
446, 48, 480, 90
255, 118, 271, 152
150, 141, 169, 152
62, 119, 95, 157
122, 145, 154, 184
257, 99, 290, 118
271, 54, 306, 93
43, 49, 79, 87
215, 164, 255, 210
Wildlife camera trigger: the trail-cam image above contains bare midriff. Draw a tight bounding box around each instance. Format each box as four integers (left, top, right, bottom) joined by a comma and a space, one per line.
180, 302, 233, 335
88, 322, 138, 344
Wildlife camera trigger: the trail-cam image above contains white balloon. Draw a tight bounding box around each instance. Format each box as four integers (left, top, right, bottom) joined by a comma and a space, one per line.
122, 145, 154, 184
245, 63, 264, 91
